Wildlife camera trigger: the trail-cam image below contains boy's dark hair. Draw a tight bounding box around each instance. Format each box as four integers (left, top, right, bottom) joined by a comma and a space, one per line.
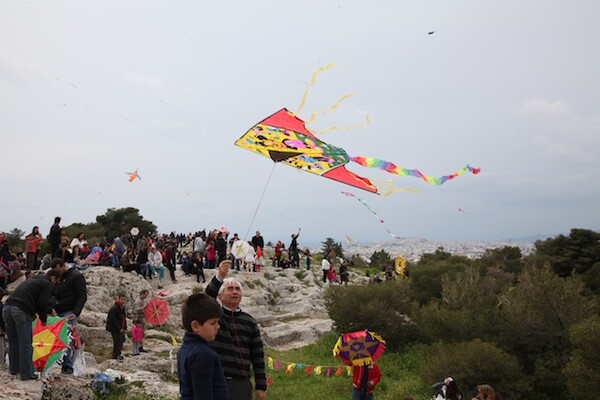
50, 258, 65, 269
181, 293, 222, 332
46, 269, 61, 280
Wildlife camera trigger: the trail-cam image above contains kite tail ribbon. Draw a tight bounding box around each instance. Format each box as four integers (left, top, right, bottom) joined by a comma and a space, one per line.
350, 156, 480, 185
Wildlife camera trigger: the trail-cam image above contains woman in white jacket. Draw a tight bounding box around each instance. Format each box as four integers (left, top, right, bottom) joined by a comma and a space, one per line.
148, 245, 165, 288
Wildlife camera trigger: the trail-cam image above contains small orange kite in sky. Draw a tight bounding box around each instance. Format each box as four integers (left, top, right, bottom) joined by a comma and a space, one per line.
125, 169, 141, 182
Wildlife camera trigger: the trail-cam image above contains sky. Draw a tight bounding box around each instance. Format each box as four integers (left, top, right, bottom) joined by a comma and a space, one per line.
1, 0, 599, 244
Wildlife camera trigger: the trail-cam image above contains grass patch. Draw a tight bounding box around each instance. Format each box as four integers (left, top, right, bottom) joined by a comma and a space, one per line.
294, 270, 307, 281
264, 334, 431, 400
263, 272, 275, 280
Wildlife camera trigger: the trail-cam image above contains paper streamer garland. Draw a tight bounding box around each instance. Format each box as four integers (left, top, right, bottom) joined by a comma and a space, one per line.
268, 357, 351, 378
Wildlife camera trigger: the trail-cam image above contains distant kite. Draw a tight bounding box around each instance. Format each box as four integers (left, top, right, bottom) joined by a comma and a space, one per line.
125, 169, 141, 182
428, 31, 436, 35
341, 191, 399, 238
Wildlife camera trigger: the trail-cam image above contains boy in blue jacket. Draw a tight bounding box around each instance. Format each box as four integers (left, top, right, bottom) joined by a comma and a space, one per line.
177, 293, 227, 400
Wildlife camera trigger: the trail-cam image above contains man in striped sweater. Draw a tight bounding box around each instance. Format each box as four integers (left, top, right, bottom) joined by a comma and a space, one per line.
206, 260, 267, 400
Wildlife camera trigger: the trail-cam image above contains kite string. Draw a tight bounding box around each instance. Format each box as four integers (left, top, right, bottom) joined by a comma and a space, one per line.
242, 162, 277, 242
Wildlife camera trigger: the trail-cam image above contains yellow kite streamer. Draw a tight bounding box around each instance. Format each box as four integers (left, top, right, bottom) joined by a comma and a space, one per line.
316, 114, 371, 135
372, 178, 419, 198
306, 93, 356, 124
295, 63, 335, 116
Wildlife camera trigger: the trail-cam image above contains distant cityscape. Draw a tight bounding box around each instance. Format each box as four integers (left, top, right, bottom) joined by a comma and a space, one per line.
327, 237, 538, 262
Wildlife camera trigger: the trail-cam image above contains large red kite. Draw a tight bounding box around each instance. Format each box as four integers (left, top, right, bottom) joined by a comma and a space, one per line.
235, 109, 479, 194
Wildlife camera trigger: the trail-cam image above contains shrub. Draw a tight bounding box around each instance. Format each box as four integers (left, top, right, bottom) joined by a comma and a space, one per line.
420, 340, 529, 400
564, 315, 600, 399
324, 281, 420, 350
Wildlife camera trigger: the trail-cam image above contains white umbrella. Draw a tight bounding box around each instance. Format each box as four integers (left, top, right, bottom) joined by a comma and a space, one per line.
130, 227, 140, 236
230, 240, 254, 260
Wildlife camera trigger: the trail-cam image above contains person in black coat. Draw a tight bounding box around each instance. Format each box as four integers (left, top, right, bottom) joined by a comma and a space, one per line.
106, 293, 128, 360
3, 269, 61, 380
47, 217, 62, 257
50, 259, 87, 374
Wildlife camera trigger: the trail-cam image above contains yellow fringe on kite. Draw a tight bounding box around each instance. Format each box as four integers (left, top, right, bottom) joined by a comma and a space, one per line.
305, 93, 356, 124
316, 114, 371, 135
295, 63, 335, 116
372, 178, 419, 197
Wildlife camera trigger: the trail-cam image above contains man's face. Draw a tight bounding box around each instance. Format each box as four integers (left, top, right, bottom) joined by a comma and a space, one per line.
218, 283, 242, 309
55, 263, 68, 276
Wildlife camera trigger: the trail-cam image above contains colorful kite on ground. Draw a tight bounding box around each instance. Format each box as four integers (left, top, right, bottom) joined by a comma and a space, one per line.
341, 191, 399, 238
125, 169, 141, 182
235, 108, 479, 194
32, 316, 70, 374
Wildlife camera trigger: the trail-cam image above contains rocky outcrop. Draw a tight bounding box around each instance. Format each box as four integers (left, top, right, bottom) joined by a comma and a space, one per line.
0, 263, 341, 399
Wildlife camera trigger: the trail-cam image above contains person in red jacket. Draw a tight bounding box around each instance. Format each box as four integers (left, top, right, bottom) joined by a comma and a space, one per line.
352, 362, 381, 400
24, 226, 43, 271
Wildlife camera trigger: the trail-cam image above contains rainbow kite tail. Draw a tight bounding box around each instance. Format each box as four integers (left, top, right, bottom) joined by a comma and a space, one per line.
350, 156, 480, 185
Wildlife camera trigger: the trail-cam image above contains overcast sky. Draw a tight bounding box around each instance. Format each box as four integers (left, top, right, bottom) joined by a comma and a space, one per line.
1, 0, 599, 244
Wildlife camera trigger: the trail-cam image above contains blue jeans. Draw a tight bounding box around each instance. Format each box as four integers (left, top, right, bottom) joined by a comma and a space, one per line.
58, 311, 77, 371
352, 388, 373, 400
2, 305, 35, 379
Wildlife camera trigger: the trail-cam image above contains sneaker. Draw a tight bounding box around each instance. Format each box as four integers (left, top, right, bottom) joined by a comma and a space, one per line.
117, 355, 124, 361
61, 367, 74, 375
132, 353, 140, 356
139, 348, 148, 353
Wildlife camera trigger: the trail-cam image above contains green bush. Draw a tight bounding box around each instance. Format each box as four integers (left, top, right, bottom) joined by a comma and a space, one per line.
420, 340, 529, 400
324, 281, 420, 350
564, 315, 600, 399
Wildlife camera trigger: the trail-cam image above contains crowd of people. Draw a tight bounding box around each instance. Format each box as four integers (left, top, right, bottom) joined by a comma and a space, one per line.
0, 218, 499, 399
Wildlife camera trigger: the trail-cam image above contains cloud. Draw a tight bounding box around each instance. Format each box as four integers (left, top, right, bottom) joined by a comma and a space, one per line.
519, 98, 570, 116
518, 98, 600, 162
124, 72, 164, 88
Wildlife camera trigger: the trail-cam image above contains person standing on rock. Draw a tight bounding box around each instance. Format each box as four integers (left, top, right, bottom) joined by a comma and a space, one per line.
106, 292, 127, 360
3, 269, 62, 380
289, 228, 301, 268
50, 258, 88, 374
24, 226, 43, 271
205, 260, 267, 400
47, 216, 62, 257
133, 289, 149, 353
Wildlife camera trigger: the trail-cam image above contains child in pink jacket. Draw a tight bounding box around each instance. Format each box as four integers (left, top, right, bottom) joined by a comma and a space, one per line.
131, 319, 144, 356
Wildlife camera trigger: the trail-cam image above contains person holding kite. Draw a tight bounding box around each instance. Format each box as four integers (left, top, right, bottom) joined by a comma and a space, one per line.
352, 362, 382, 400
205, 260, 267, 400
50, 257, 88, 375
2, 268, 62, 380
